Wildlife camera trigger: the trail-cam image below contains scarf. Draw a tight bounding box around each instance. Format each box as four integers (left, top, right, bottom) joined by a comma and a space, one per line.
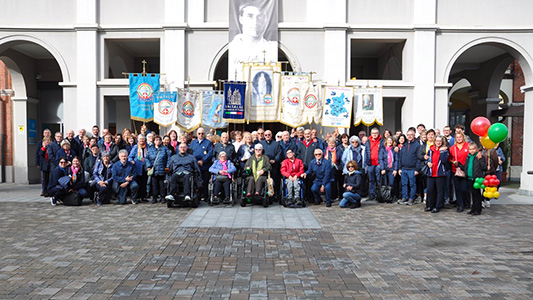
221, 160, 231, 179
385, 146, 393, 168
426, 141, 433, 154
303, 139, 312, 148
467, 153, 476, 179
105, 142, 112, 152
252, 156, 264, 181
42, 146, 49, 162
71, 165, 80, 183
137, 145, 145, 162
326, 146, 337, 165
171, 140, 178, 150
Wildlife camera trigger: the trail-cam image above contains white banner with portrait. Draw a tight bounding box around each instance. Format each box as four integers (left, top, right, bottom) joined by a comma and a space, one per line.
176, 89, 202, 132
321, 86, 354, 128
279, 74, 309, 127
229, 0, 278, 81
353, 87, 383, 126
301, 81, 322, 125
245, 63, 281, 122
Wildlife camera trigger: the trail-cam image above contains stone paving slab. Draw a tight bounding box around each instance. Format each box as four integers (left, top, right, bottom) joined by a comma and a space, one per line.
180, 204, 321, 229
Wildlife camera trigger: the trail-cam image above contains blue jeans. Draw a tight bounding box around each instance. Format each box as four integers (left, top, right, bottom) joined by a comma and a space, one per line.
382, 170, 394, 187
444, 172, 453, 201
113, 180, 139, 204
311, 181, 332, 204
367, 165, 381, 198
401, 169, 417, 200
340, 192, 361, 207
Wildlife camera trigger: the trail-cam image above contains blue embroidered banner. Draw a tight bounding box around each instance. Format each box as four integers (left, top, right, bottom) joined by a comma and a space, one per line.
129, 74, 160, 122
202, 91, 227, 129
223, 81, 246, 123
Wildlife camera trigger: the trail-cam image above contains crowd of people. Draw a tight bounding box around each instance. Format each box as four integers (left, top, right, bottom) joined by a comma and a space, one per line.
36, 122, 506, 215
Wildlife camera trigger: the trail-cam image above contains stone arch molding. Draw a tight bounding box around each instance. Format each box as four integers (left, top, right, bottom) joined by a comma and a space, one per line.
0, 34, 71, 82
208, 42, 302, 80
443, 36, 533, 86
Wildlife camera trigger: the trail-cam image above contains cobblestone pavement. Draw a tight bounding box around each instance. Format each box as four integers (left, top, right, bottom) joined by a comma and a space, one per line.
0, 184, 532, 299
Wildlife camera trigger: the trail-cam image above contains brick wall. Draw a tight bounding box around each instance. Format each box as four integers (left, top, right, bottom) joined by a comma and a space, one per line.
0, 60, 14, 166
511, 60, 524, 166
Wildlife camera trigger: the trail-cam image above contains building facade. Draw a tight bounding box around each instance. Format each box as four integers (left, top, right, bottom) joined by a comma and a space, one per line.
1, 0, 533, 197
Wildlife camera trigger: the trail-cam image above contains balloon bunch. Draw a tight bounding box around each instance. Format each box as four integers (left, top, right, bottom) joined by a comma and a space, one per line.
482, 175, 500, 199
470, 117, 508, 149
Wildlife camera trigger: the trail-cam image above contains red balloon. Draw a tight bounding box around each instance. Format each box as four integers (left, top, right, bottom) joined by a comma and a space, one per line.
491, 175, 497, 180
483, 180, 490, 186
485, 175, 491, 180
471, 117, 491, 137
491, 179, 498, 186
495, 179, 500, 186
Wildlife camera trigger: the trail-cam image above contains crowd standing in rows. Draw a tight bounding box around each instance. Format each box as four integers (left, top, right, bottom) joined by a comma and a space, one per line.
37, 122, 506, 215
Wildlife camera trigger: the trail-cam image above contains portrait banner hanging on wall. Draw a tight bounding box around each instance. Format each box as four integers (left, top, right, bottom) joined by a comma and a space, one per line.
245, 62, 281, 122
129, 74, 160, 122
228, 0, 278, 80
279, 74, 310, 127
353, 87, 383, 126
202, 90, 227, 129
301, 81, 322, 125
176, 89, 202, 132
321, 86, 353, 128
153, 91, 177, 127
223, 81, 247, 123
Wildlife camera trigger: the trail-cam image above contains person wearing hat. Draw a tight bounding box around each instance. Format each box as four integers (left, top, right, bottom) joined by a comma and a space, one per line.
56, 139, 77, 164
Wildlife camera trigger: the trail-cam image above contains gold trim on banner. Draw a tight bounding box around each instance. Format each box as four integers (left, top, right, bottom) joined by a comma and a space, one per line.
354, 119, 384, 126
244, 62, 282, 123
175, 89, 202, 133
130, 116, 154, 122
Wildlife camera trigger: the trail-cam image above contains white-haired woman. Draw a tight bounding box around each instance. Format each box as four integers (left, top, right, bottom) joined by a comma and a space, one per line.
209, 151, 237, 204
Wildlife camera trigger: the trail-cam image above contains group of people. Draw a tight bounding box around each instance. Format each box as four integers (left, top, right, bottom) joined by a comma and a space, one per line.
36, 122, 505, 215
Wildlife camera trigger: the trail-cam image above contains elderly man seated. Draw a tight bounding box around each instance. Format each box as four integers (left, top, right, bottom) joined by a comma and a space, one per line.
165, 143, 201, 202
244, 143, 272, 197
301, 148, 334, 207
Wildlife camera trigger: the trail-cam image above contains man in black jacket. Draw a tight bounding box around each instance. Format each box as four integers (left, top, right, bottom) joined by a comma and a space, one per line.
296, 129, 320, 203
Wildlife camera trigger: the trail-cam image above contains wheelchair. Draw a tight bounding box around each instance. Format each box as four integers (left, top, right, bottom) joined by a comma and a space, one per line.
165, 171, 201, 208
280, 176, 306, 208
207, 174, 237, 206
238, 169, 273, 208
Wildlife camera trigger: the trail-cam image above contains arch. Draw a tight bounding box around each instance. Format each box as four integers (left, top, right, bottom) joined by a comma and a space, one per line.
0, 56, 26, 99
443, 37, 533, 85
0, 34, 70, 82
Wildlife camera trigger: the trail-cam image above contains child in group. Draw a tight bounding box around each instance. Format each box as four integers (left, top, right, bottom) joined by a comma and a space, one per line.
464, 142, 487, 215
340, 160, 362, 209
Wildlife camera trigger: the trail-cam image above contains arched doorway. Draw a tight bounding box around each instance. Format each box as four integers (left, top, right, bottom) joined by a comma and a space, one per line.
0, 39, 66, 183
445, 40, 532, 188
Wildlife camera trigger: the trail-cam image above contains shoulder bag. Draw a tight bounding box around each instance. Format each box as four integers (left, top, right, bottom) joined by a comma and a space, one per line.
147, 149, 162, 177
454, 146, 466, 177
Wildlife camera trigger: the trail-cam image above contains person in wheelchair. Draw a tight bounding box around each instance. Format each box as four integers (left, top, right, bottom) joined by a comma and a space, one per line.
209, 151, 237, 204
280, 148, 304, 206
244, 143, 272, 198
165, 143, 200, 202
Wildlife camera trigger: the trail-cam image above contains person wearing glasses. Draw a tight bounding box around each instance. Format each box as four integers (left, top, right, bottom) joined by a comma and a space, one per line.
340, 160, 362, 209
301, 149, 333, 207
47, 157, 70, 206
260, 130, 282, 200
47, 131, 64, 171
244, 143, 272, 197
397, 128, 421, 206
190, 127, 213, 200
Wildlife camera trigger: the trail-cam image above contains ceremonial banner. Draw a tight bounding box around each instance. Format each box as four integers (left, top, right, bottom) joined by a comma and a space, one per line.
129, 74, 160, 122
153, 91, 177, 127
279, 74, 309, 127
176, 89, 202, 132
202, 90, 227, 129
321, 86, 353, 128
229, 0, 278, 80
301, 81, 322, 125
223, 81, 246, 123
353, 87, 383, 126
245, 63, 281, 122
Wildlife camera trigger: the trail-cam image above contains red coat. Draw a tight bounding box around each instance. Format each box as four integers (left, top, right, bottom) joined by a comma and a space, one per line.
449, 142, 469, 173
281, 158, 305, 178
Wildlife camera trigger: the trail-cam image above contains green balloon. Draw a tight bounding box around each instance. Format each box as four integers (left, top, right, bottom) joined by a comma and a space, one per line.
473, 182, 481, 189
481, 184, 486, 190
488, 123, 508, 144
476, 177, 484, 184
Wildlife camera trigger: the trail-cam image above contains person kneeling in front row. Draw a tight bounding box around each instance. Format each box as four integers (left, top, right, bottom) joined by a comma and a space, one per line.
340, 160, 362, 209
112, 149, 139, 204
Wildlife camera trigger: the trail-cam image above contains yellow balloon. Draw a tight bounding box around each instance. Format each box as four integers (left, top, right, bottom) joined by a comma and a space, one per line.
493, 192, 500, 198
490, 187, 497, 193
485, 192, 493, 199
480, 134, 496, 149
483, 192, 488, 198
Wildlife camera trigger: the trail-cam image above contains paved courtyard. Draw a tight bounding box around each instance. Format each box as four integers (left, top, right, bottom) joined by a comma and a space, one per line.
0, 184, 532, 299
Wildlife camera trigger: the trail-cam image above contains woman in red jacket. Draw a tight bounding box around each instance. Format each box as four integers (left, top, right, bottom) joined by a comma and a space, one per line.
449, 132, 469, 212
280, 148, 305, 206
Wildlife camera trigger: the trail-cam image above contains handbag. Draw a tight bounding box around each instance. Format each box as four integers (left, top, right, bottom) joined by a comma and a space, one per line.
454, 146, 466, 177
266, 172, 275, 197
62, 191, 82, 206
147, 149, 162, 177
376, 174, 393, 203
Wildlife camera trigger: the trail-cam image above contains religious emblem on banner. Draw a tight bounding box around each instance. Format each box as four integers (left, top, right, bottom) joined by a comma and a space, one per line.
321, 86, 354, 128
280, 74, 310, 127
129, 74, 160, 122
154, 91, 177, 127
353, 87, 383, 126
223, 81, 246, 123
202, 91, 227, 129
245, 62, 281, 122
176, 89, 202, 132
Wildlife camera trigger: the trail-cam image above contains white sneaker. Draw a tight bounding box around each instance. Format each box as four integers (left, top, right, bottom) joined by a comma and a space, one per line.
50, 198, 57, 206
165, 195, 175, 201
185, 195, 191, 201
486, 200, 490, 208
482, 200, 486, 208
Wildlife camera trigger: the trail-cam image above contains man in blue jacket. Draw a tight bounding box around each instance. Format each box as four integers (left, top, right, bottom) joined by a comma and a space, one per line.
260, 130, 283, 200
190, 127, 212, 199
397, 128, 421, 206
166, 143, 201, 202
112, 150, 139, 204
302, 149, 333, 207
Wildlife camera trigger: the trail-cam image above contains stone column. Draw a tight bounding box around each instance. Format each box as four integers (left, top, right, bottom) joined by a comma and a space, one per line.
11, 97, 28, 183
519, 86, 533, 196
